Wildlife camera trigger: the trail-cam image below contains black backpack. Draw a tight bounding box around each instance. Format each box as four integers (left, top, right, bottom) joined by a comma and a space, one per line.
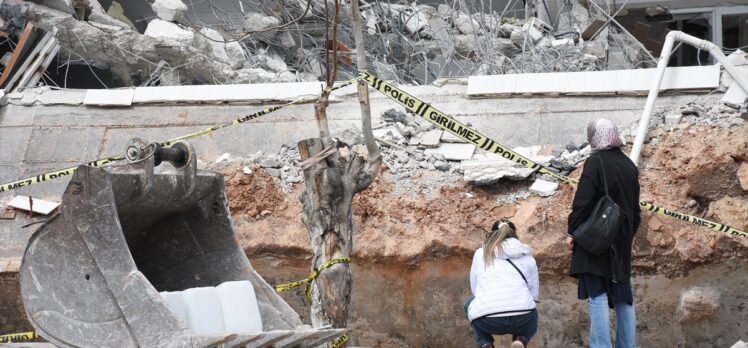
572, 156, 624, 255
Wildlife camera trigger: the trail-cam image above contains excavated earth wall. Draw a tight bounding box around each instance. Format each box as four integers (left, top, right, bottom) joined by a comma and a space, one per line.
1, 89, 747, 346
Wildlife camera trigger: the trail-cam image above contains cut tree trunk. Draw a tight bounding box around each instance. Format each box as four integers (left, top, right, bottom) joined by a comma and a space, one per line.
298, 98, 380, 333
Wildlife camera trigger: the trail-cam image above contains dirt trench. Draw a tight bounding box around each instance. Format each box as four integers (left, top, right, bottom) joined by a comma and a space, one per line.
227, 124, 748, 347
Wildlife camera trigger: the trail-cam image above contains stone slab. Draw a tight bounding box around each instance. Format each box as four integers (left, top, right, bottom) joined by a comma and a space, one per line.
83, 89, 135, 106
419, 129, 443, 147
529, 179, 559, 196
722, 83, 747, 108
424, 143, 475, 161
133, 81, 325, 104
468, 65, 721, 96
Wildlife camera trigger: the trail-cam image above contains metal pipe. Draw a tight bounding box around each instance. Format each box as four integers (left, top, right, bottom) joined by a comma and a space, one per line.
629, 31, 748, 165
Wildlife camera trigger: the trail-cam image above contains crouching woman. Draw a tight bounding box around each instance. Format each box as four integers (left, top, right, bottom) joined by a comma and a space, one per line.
465, 219, 540, 348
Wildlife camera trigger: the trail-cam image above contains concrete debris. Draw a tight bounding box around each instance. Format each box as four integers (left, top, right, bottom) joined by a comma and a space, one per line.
731, 341, 748, 348
151, 0, 187, 22
419, 129, 443, 148
243, 12, 280, 40
424, 143, 475, 161
144, 18, 194, 45
528, 179, 558, 197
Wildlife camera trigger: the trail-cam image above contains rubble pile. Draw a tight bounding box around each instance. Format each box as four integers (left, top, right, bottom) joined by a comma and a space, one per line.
11, 0, 654, 87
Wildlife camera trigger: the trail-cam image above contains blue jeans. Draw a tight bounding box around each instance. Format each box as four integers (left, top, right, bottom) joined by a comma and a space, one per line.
464, 297, 538, 346
588, 293, 636, 348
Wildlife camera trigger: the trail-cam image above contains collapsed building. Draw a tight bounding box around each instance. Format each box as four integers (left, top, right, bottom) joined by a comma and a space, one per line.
1, 0, 748, 347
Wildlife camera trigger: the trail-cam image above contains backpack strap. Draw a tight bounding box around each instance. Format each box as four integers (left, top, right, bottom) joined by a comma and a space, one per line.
597, 155, 610, 197
506, 259, 528, 285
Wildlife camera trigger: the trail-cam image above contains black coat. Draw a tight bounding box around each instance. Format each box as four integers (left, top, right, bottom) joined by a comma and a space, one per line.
568, 148, 641, 284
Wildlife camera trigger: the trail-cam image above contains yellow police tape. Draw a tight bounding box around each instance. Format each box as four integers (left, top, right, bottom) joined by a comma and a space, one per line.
332, 334, 349, 348
358, 70, 748, 240
274, 257, 351, 304
0, 80, 356, 194
0, 331, 38, 343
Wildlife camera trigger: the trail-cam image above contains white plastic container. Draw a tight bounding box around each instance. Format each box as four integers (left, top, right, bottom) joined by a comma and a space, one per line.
217, 281, 263, 333
181, 286, 226, 334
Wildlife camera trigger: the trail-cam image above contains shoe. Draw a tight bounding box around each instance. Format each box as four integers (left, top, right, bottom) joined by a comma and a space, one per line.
510, 341, 524, 348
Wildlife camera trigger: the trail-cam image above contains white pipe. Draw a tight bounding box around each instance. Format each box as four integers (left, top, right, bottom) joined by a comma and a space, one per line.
629, 31, 748, 165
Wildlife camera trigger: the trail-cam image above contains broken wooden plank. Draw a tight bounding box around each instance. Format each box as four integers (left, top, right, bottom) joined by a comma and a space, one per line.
3, 31, 54, 92
7, 195, 59, 215
0, 23, 33, 88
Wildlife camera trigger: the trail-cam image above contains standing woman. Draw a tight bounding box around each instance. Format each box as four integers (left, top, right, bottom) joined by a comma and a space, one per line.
565, 119, 641, 348
465, 219, 539, 348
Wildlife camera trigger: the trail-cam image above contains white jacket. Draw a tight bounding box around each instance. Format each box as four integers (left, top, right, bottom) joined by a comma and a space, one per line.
467, 238, 540, 321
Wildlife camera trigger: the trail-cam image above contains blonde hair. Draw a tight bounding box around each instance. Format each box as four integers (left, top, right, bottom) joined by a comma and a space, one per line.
483, 219, 518, 267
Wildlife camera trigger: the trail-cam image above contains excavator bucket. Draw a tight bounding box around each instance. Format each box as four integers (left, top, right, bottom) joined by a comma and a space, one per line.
19, 139, 344, 348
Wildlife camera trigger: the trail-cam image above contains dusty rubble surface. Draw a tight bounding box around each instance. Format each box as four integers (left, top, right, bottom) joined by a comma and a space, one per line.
218, 119, 747, 346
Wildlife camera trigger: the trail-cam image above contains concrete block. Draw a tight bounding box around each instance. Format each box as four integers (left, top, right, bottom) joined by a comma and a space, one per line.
529, 179, 558, 197
83, 89, 135, 106
440, 131, 467, 143
424, 143, 475, 161
721, 83, 747, 108
24, 127, 106, 163
37, 89, 86, 105
144, 19, 194, 45
373, 126, 404, 141
665, 114, 683, 125
151, 0, 188, 21
133, 82, 324, 104
467, 65, 720, 96
419, 129, 443, 147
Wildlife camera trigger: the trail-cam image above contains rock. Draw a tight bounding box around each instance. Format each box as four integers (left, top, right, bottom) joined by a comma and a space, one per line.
731, 341, 748, 348
264, 168, 281, 178
521, 22, 543, 43
144, 19, 194, 45
151, 0, 187, 21
492, 37, 519, 55
215, 153, 231, 163
277, 30, 296, 49
434, 160, 450, 171
242, 166, 253, 175
453, 34, 475, 56
737, 162, 748, 191
453, 12, 480, 35
258, 49, 288, 73
509, 30, 524, 48
681, 106, 702, 116
529, 179, 559, 197
550, 158, 576, 172
678, 287, 720, 322
665, 114, 682, 125
260, 158, 281, 168
497, 23, 515, 38
243, 12, 281, 40
419, 129, 443, 148
199, 28, 230, 64
225, 42, 246, 68
383, 109, 409, 123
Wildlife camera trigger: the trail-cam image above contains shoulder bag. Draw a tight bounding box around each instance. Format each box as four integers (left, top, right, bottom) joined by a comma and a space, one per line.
572, 156, 624, 255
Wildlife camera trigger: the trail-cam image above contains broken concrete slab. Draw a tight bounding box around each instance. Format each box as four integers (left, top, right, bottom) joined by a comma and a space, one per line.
424, 143, 475, 161
373, 126, 404, 141
440, 131, 467, 143
83, 89, 134, 106
419, 129, 443, 147
132, 81, 324, 104
467, 65, 721, 96
243, 12, 280, 41
529, 179, 558, 197
721, 83, 747, 109
144, 18, 194, 45
151, 0, 187, 22
7, 195, 59, 215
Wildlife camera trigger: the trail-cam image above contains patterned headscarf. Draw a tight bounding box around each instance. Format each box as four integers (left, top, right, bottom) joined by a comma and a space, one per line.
586, 118, 623, 153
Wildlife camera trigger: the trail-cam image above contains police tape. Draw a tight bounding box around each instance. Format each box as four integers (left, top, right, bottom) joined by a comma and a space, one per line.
0, 80, 357, 194
332, 334, 349, 348
274, 257, 351, 303
0, 331, 38, 343
358, 70, 748, 240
